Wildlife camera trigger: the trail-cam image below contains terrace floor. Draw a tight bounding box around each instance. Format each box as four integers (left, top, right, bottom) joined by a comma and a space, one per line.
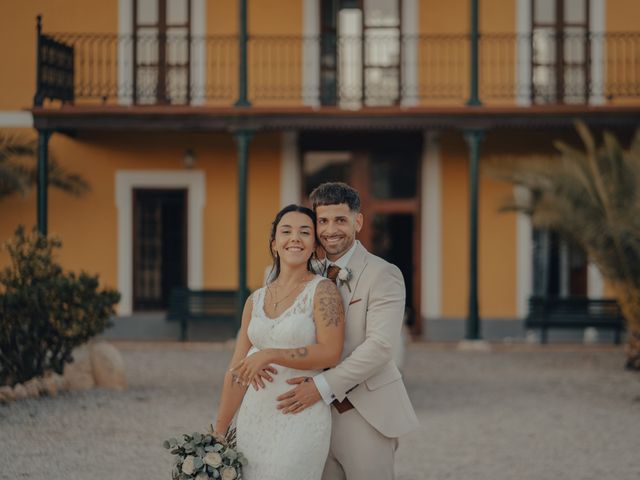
0, 342, 638, 480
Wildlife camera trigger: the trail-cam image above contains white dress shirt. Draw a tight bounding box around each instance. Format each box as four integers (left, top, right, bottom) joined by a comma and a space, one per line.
313, 240, 360, 404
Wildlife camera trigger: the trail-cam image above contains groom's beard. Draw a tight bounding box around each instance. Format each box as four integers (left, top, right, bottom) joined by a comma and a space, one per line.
320, 236, 354, 261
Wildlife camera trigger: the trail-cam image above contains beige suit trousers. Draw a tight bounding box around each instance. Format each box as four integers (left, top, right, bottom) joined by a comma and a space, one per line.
322, 407, 397, 480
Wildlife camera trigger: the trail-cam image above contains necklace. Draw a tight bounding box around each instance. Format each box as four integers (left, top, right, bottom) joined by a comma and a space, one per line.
267, 278, 308, 310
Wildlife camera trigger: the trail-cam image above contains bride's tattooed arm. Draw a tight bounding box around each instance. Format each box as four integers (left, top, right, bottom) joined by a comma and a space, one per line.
317, 281, 343, 327
231, 280, 344, 385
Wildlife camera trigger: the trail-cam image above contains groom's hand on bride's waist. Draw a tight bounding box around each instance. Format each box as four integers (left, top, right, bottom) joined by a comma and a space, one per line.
276, 377, 321, 414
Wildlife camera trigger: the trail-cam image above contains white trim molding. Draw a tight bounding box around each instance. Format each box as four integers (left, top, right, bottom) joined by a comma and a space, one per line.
115, 170, 206, 315
302, 0, 321, 107
0, 111, 33, 128
118, 0, 133, 105
401, 0, 419, 107
422, 131, 442, 319
514, 186, 533, 319
280, 131, 301, 206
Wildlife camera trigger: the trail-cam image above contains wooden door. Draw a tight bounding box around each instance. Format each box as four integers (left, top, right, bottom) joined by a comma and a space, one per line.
302, 135, 422, 333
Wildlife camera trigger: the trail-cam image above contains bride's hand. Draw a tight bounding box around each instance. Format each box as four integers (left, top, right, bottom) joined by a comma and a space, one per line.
231, 350, 273, 386
251, 365, 278, 391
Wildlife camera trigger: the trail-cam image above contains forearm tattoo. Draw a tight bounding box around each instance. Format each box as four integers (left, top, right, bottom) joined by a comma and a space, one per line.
288, 347, 308, 359
316, 280, 344, 328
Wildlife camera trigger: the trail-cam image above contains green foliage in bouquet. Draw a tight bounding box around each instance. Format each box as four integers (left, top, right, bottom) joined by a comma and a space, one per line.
164, 426, 248, 480
0, 226, 120, 386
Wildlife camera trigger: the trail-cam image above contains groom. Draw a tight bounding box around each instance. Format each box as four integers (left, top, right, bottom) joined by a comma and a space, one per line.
276, 182, 419, 480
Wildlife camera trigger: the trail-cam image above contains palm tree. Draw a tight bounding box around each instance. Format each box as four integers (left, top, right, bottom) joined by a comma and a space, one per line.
0, 131, 89, 199
492, 122, 640, 370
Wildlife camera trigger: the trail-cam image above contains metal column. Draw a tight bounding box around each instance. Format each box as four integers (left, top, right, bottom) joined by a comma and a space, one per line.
37, 129, 52, 235
235, 0, 251, 107
464, 129, 484, 340
234, 129, 254, 325
467, 0, 482, 106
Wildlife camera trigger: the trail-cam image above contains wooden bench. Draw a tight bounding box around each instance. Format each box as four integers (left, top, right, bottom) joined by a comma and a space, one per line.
166, 288, 238, 341
526, 296, 625, 344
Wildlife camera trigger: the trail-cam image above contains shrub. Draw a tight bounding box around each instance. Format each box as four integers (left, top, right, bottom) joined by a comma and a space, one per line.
0, 226, 120, 386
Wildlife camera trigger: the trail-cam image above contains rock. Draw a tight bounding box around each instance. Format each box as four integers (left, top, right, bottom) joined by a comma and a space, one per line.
23, 378, 42, 398
64, 358, 95, 391
42, 375, 60, 397
13, 383, 28, 400
0, 385, 15, 403
525, 330, 540, 344
583, 327, 599, 344
89, 342, 127, 390
52, 373, 67, 391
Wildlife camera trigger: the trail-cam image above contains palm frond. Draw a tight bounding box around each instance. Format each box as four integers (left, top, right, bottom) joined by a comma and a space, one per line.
0, 130, 90, 199
489, 123, 640, 291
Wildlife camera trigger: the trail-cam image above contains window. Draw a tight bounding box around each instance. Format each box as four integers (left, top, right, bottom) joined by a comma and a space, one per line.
133, 0, 192, 104
533, 229, 587, 297
531, 0, 590, 104
320, 0, 401, 107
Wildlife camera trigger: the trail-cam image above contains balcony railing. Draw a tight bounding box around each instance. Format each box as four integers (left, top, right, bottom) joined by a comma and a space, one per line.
37, 32, 640, 108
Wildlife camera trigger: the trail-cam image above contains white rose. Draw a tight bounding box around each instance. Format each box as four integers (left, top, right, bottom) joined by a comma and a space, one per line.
204, 451, 222, 468
181, 455, 196, 475
221, 466, 237, 480
195, 473, 209, 480
337, 268, 350, 281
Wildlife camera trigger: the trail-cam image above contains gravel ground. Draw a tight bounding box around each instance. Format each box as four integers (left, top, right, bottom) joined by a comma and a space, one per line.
1, 342, 639, 480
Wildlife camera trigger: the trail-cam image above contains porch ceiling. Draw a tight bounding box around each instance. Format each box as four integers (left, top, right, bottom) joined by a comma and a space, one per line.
31, 104, 640, 133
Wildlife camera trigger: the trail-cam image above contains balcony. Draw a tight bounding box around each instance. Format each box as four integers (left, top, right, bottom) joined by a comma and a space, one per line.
33, 29, 640, 132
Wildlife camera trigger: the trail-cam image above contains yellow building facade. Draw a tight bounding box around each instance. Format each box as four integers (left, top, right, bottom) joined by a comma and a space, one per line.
1, 0, 638, 339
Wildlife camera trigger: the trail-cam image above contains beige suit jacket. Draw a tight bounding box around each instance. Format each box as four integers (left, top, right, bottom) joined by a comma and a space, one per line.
323, 243, 419, 438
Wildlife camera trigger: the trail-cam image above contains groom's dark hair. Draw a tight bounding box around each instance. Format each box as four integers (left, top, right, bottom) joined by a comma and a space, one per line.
309, 182, 361, 213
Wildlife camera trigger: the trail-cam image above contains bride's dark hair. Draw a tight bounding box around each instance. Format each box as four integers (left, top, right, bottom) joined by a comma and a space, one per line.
267, 204, 317, 283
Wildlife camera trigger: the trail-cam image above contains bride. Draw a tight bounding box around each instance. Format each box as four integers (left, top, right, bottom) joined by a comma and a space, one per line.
213, 204, 345, 480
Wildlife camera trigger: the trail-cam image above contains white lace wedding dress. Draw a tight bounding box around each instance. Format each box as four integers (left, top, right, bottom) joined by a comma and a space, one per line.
235, 275, 331, 480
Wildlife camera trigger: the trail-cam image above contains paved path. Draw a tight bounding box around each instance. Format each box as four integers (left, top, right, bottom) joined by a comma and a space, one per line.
1, 342, 639, 480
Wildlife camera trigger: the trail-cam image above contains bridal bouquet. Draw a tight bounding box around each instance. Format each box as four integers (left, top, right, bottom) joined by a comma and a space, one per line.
164, 426, 247, 480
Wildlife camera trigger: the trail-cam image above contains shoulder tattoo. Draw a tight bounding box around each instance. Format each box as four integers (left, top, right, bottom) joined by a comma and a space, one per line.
316, 280, 344, 328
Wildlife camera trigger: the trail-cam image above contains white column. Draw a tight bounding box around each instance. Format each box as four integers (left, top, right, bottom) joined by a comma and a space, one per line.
590, 0, 606, 105
302, 0, 320, 107
515, 186, 533, 318
588, 262, 605, 299
421, 131, 442, 319
516, 0, 532, 106
280, 131, 302, 207
191, 0, 207, 105
118, 0, 134, 105
401, 0, 419, 106
559, 241, 570, 298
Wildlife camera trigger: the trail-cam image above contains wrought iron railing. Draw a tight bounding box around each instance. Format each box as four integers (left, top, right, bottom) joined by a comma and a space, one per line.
36, 31, 640, 107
